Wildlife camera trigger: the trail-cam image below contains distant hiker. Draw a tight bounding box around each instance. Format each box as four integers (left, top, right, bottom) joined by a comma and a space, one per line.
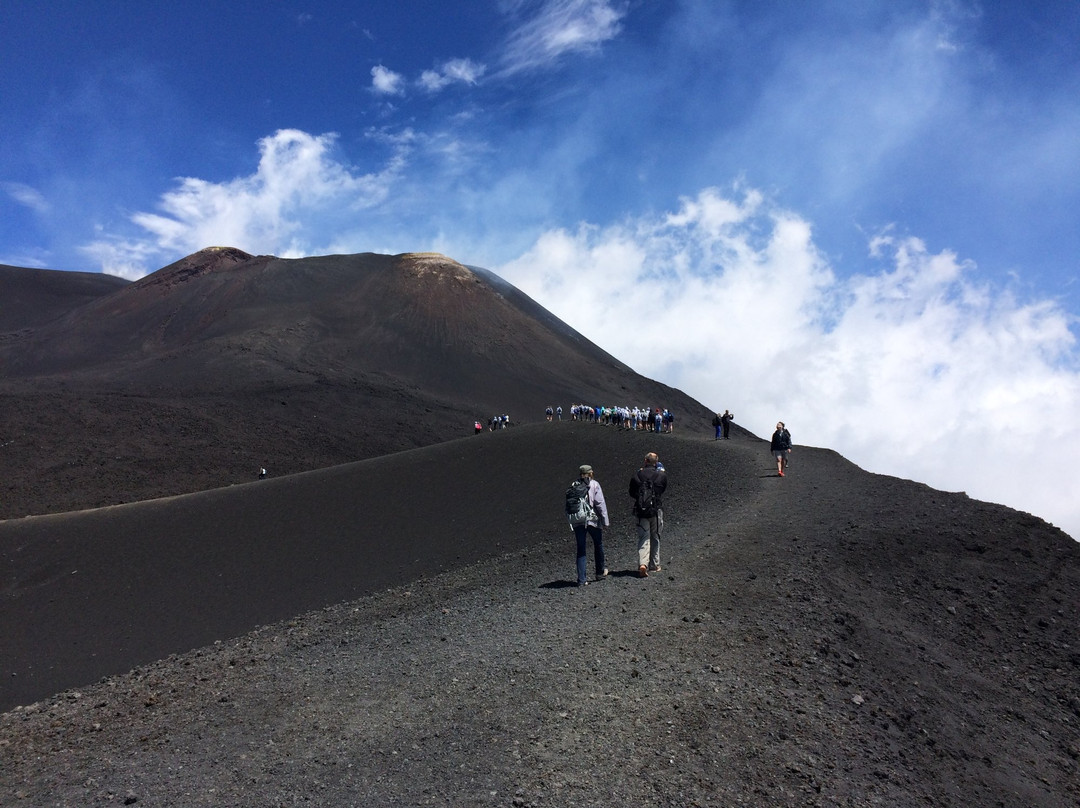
566, 464, 609, 587
771, 422, 792, 476
474, 420, 483, 434
721, 410, 734, 439
556, 405, 563, 421
259, 467, 267, 479
628, 452, 668, 578
546, 406, 554, 422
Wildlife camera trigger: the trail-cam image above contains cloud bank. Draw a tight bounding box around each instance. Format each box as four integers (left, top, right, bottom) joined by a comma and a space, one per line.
495, 188, 1080, 540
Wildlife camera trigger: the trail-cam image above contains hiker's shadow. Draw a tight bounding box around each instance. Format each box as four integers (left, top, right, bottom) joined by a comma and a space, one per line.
540, 569, 638, 589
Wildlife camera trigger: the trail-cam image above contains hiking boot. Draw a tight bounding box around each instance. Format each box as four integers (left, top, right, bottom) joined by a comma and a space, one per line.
638, 565, 649, 578
778, 470, 784, 477
649, 564, 661, 572
598, 568, 609, 580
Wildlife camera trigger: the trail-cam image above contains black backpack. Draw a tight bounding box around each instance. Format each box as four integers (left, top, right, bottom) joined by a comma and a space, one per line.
565, 479, 594, 525
634, 474, 660, 517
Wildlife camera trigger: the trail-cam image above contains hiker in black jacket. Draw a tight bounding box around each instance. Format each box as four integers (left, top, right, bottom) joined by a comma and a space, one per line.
771, 422, 792, 477
721, 409, 734, 439
628, 452, 668, 578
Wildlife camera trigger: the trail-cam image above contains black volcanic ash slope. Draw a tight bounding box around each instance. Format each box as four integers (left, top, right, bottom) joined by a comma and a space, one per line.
1, 423, 1077, 806
0, 250, 712, 518
0, 264, 128, 333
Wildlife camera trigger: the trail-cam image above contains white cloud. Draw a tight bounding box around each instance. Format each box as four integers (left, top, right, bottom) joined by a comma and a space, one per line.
496, 187, 1080, 540
373, 2, 627, 97
80, 129, 407, 276
371, 64, 406, 95
2, 182, 51, 215
80, 237, 163, 281
419, 58, 486, 92
500, 0, 626, 74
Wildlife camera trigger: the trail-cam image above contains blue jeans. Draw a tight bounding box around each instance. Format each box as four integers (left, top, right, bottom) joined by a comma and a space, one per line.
573, 524, 606, 584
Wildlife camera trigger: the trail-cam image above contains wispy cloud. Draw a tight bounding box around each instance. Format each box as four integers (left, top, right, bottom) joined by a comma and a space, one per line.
495, 187, 1080, 539
373, 58, 486, 97
2, 182, 51, 215
369, 1, 626, 100
499, 0, 626, 75
419, 58, 486, 92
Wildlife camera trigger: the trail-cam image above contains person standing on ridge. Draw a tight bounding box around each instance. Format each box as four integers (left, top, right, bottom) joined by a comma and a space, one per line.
628, 452, 668, 578
721, 409, 734, 439
567, 464, 609, 586
771, 422, 792, 476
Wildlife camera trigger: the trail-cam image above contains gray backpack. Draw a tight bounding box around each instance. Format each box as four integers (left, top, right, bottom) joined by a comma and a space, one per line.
565, 479, 595, 526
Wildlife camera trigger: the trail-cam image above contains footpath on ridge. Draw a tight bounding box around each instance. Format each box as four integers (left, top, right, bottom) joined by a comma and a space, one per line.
6, 428, 1077, 807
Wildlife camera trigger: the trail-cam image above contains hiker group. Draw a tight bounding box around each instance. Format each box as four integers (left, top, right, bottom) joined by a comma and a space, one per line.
566, 404, 675, 432
484, 405, 678, 433
565, 452, 668, 587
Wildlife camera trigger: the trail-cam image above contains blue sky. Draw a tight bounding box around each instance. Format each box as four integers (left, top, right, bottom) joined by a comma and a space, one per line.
2, 1, 1079, 538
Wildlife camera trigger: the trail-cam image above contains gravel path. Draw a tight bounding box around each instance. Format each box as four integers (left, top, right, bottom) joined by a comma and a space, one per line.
2, 435, 1077, 807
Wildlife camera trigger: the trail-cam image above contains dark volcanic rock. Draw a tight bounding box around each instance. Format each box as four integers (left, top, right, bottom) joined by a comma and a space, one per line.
0, 251, 710, 519
0, 264, 127, 332
1, 426, 1077, 806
